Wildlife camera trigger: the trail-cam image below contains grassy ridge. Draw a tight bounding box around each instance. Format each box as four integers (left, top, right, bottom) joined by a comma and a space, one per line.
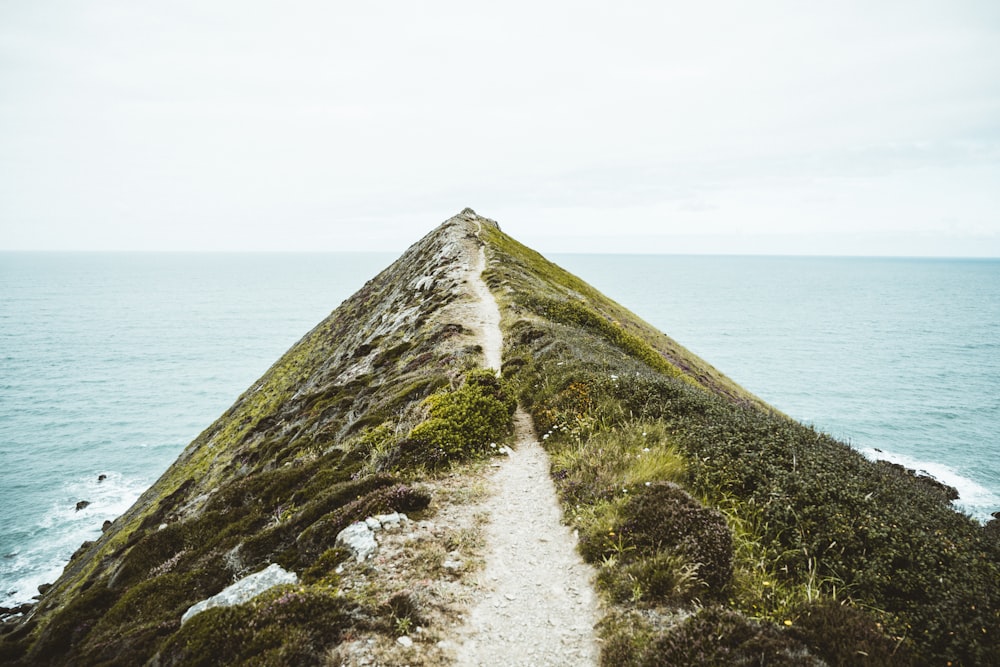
481, 224, 999, 665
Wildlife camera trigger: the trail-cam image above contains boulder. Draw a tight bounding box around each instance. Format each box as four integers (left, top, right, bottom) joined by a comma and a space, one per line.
181, 563, 298, 624
75, 500, 90, 511
336, 522, 378, 562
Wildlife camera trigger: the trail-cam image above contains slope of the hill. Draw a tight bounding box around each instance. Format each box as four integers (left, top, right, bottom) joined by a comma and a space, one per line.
479, 224, 999, 666
0, 211, 525, 665
2, 209, 997, 666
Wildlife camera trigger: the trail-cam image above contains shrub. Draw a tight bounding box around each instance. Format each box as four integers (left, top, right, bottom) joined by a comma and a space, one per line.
640, 607, 822, 667
788, 599, 914, 666
156, 588, 364, 666
618, 482, 733, 593
597, 552, 701, 605
405, 369, 516, 467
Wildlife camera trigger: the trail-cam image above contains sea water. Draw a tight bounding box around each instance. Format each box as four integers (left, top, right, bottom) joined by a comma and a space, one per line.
553, 254, 1000, 522
2, 252, 998, 607
0, 252, 394, 607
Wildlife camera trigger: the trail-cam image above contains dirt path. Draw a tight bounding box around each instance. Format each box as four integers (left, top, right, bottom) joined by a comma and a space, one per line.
469, 229, 503, 373
454, 229, 600, 666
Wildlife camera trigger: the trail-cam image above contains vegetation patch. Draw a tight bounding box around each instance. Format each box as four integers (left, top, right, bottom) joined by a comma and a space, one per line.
483, 221, 999, 664
156, 586, 367, 667
393, 369, 516, 469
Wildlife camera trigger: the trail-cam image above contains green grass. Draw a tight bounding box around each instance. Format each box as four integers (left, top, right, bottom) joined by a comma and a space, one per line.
483, 222, 999, 666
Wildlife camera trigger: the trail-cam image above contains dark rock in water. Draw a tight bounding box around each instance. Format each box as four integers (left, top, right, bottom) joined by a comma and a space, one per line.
75, 500, 90, 512
97, 474, 107, 482
101, 520, 112, 532
0, 603, 35, 622
36, 584, 51, 595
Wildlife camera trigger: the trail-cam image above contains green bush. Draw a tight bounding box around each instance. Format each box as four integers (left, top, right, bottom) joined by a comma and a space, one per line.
788, 599, 914, 666
156, 588, 364, 666
597, 551, 701, 605
619, 482, 733, 594
405, 369, 516, 467
639, 607, 821, 667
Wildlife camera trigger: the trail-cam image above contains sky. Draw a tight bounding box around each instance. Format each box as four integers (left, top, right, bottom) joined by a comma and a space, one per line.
1, 1, 999, 255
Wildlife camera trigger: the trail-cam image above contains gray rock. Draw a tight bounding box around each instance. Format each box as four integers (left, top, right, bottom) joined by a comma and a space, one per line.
336, 521, 378, 562
375, 512, 408, 530
181, 563, 297, 624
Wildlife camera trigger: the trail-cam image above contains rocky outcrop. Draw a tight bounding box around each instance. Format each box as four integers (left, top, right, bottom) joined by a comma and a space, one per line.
181, 564, 298, 624
334, 512, 410, 562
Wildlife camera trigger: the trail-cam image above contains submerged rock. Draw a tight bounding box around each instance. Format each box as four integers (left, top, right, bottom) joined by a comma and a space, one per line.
74, 500, 90, 512
181, 563, 298, 624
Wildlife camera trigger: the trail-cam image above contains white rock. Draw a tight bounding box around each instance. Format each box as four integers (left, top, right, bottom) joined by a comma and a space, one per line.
397, 636, 414, 647
336, 521, 378, 562
375, 512, 408, 530
364, 517, 381, 531
181, 563, 297, 624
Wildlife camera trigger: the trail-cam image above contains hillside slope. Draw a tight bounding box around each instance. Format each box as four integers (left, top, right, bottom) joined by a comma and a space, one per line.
480, 223, 998, 666
1, 209, 997, 666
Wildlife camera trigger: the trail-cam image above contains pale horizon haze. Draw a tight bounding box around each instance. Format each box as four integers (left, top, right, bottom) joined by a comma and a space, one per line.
2, 2, 999, 256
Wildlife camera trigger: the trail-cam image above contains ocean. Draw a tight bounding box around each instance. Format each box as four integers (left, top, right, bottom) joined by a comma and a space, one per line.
2, 252, 998, 607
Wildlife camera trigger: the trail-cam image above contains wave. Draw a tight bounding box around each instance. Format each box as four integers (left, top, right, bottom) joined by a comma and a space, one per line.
0, 471, 147, 608
859, 447, 1000, 523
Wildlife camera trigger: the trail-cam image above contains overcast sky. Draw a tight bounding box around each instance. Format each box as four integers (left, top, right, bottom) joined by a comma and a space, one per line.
2, 2, 999, 255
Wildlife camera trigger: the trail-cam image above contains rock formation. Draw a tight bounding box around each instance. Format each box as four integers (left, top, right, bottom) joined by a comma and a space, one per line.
0, 209, 995, 666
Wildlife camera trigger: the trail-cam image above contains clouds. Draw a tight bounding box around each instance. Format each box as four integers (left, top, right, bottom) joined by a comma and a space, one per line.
1, 1, 998, 254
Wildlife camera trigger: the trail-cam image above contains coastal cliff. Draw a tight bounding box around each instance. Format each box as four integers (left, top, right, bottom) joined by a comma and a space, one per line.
1, 210, 996, 665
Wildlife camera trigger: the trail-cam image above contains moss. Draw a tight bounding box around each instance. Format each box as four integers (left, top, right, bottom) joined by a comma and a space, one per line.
79, 571, 219, 664
110, 523, 188, 590
404, 369, 516, 468
24, 582, 117, 664
157, 588, 366, 667
299, 547, 349, 585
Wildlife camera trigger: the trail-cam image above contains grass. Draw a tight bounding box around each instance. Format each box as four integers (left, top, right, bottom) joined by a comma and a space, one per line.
481, 221, 999, 666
